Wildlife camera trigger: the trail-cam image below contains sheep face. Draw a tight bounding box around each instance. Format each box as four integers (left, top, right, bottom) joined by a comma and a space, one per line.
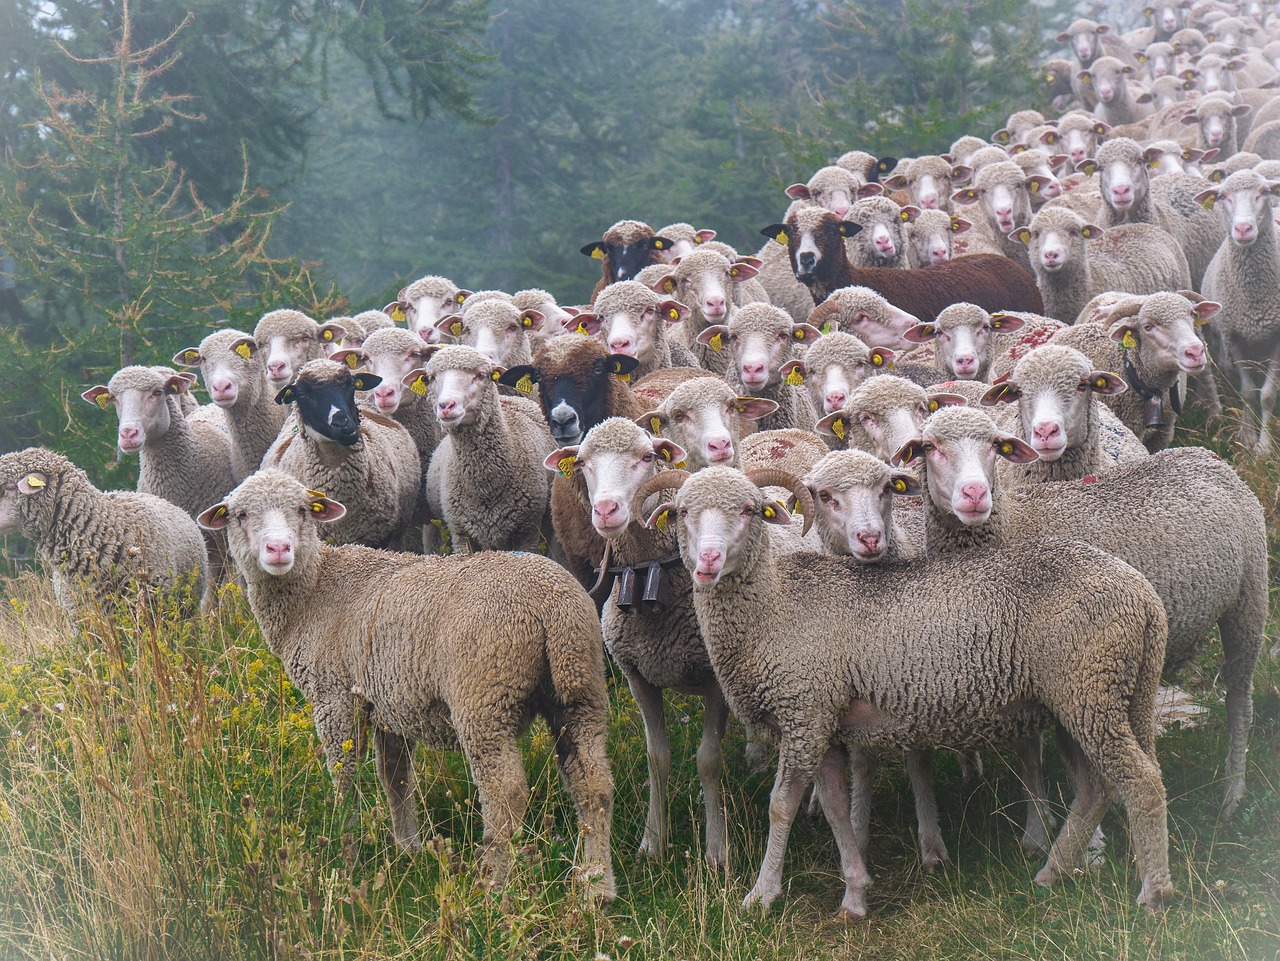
1106, 293, 1217, 374
1091, 140, 1159, 213
705, 305, 818, 392
591, 281, 687, 363
786, 166, 862, 218
765, 209, 861, 283
550, 418, 685, 536
848, 197, 912, 265
953, 163, 1032, 237
906, 305, 1025, 381
655, 250, 757, 324
276, 361, 380, 447
640, 378, 776, 470
810, 288, 923, 353
1191, 54, 1242, 95
1145, 41, 1177, 77
434, 302, 541, 369
789, 333, 892, 415
255, 311, 341, 391
803, 450, 919, 561
1198, 172, 1280, 245
581, 226, 673, 285
82, 366, 190, 455
1148, 3, 1183, 36
892, 409, 1036, 525
1055, 114, 1109, 165
981, 346, 1126, 461
1059, 19, 1108, 65
1018, 210, 1102, 277
399, 280, 464, 344
332, 331, 436, 416
199, 471, 345, 576
1184, 97, 1251, 150
0, 466, 43, 536
817, 376, 940, 461
500, 341, 638, 445
1080, 57, 1134, 105
173, 333, 260, 407
907, 211, 964, 266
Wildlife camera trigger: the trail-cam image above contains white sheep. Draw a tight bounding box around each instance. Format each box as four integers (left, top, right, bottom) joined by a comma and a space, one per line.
253, 309, 346, 394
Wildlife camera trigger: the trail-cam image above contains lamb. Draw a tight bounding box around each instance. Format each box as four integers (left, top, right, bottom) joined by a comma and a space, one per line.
1049, 292, 1217, 450
778, 331, 895, 416
196, 470, 615, 899
804, 285, 923, 352
262, 360, 420, 548
1198, 169, 1280, 449
951, 161, 1037, 267
388, 275, 466, 344
0, 447, 208, 613
636, 375, 776, 471
647, 461, 1172, 917
653, 222, 718, 261
1079, 56, 1154, 125
992, 109, 1049, 147
1180, 93, 1253, 155
414, 346, 555, 552
1084, 137, 1227, 287
800, 448, 923, 562
881, 155, 969, 212
581, 220, 674, 301
696, 303, 820, 432
1012, 205, 1192, 325
815, 374, 965, 461
904, 209, 970, 267
253, 309, 346, 394
898, 406, 1267, 820
979, 344, 1147, 484
762, 205, 1044, 317
843, 196, 916, 269
576, 281, 699, 380
172, 330, 287, 482
432, 297, 543, 370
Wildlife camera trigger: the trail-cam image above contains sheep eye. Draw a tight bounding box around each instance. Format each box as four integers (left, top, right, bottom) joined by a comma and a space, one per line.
1143, 323, 1156, 332
673, 411, 687, 422
818, 489, 832, 503
641, 451, 655, 462
237, 511, 249, 524
507, 324, 519, 333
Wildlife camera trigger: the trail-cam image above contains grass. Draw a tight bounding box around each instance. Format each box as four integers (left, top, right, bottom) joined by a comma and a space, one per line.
1, 415, 1279, 960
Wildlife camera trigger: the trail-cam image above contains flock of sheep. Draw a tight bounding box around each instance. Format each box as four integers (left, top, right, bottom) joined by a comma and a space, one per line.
1, 0, 1277, 921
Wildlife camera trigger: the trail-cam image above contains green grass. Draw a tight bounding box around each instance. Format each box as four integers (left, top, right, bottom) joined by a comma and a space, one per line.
1, 411, 1279, 959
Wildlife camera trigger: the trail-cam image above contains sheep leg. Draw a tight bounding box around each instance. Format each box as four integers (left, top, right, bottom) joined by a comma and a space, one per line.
625, 672, 671, 859
1234, 357, 1263, 448
744, 747, 814, 912
1036, 726, 1110, 888
1218, 598, 1265, 819
314, 695, 362, 799
905, 749, 949, 870
814, 744, 872, 920
1254, 350, 1280, 453
1014, 733, 1057, 855
459, 728, 528, 893
698, 681, 731, 870
849, 748, 878, 860
546, 702, 617, 902
373, 728, 421, 850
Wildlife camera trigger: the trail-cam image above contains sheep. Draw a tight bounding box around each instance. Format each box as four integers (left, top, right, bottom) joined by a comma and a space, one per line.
512, 288, 576, 352
905, 209, 970, 267
1060, 19, 1143, 103
0, 447, 208, 613
882, 155, 968, 212
695, 303, 819, 432
196, 470, 615, 899
762, 205, 1044, 316
1180, 93, 1253, 155
784, 165, 874, 219
254, 309, 346, 394
843, 196, 916, 269
1170, 25, 1210, 57
388, 275, 466, 344
979, 344, 1147, 484
901, 304, 1037, 382
414, 346, 555, 552
1083, 139, 1226, 288
753, 201, 832, 324
543, 418, 729, 866
263, 360, 420, 548
993, 109, 1049, 147
945, 136, 990, 167
1012, 205, 1192, 325
801, 448, 923, 563
636, 375, 776, 471
1049, 292, 1218, 450
1051, 111, 1111, 167
815, 374, 965, 461
1198, 169, 1280, 449
646, 461, 1172, 917
1010, 149, 1067, 208
652, 245, 768, 349
1140, 74, 1193, 112
951, 161, 1037, 267
804, 285, 923, 352
1044, 59, 1078, 111
1079, 56, 1154, 125
653, 222, 718, 262
1243, 117, 1280, 160
835, 151, 898, 185
431, 298, 543, 371
899, 407, 1267, 820
172, 330, 287, 483
582, 220, 674, 301
1143, 40, 1180, 79
778, 331, 895, 417
573, 281, 699, 380
335, 309, 396, 350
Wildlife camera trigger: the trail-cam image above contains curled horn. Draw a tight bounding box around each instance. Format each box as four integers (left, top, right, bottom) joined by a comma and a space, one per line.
630, 469, 691, 520
1101, 296, 1144, 327
806, 298, 842, 331
1177, 289, 1208, 303
745, 469, 814, 536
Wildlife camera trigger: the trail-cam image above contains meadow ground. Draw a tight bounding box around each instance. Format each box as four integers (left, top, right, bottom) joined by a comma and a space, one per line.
1, 415, 1278, 961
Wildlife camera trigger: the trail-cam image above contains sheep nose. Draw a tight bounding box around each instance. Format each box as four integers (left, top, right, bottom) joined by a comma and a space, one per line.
437, 399, 457, 416
930, 245, 949, 261
798, 251, 816, 271
704, 296, 726, 315
832, 205, 850, 218
874, 236, 896, 253
263, 541, 293, 565
920, 196, 938, 209
953, 354, 976, 371
960, 482, 989, 505
995, 205, 1012, 219
706, 437, 733, 461
608, 336, 633, 354
1033, 422, 1061, 444
1183, 343, 1207, 367
741, 362, 765, 378
825, 391, 847, 411
593, 500, 620, 524
118, 426, 141, 445
267, 360, 287, 377
1234, 222, 1256, 242
1070, 147, 1085, 163
698, 547, 723, 566
856, 531, 881, 552
1042, 249, 1061, 265
551, 407, 578, 427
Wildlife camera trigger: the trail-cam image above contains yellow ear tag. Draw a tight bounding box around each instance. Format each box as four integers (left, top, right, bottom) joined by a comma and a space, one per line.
774, 231, 788, 245
522, 316, 533, 328
310, 500, 326, 513
892, 478, 908, 493
305, 488, 326, 499
831, 417, 846, 440
514, 373, 534, 394
762, 504, 776, 519
322, 329, 334, 342
591, 247, 606, 260
575, 322, 588, 335
794, 329, 806, 340
490, 370, 502, 382
673, 460, 686, 469
94, 393, 112, 409
1121, 331, 1138, 350
649, 417, 662, 436
616, 373, 631, 383
1095, 376, 1109, 389
408, 374, 427, 396
653, 239, 666, 250
669, 308, 680, 321
928, 399, 940, 412
235, 342, 254, 360
900, 211, 910, 221
1201, 195, 1216, 210
390, 305, 406, 322
23, 474, 45, 489
1081, 227, 1093, 239
455, 292, 467, 304
785, 368, 804, 386
557, 455, 576, 478
1081, 73, 1092, 84
709, 333, 723, 352
449, 321, 463, 337
872, 351, 885, 367
343, 353, 358, 369
999, 441, 1015, 455
663, 280, 675, 294
1030, 180, 1040, 194
1045, 73, 1055, 83
654, 509, 670, 534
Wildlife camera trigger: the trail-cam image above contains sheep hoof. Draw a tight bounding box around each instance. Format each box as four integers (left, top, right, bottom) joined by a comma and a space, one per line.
1138, 880, 1174, 914
834, 903, 868, 923
742, 882, 780, 912
705, 842, 728, 871
921, 850, 950, 872
637, 836, 664, 859
1033, 864, 1060, 888
1220, 781, 1245, 821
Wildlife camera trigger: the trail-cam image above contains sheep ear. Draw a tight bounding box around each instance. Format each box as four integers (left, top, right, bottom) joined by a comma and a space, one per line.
329, 348, 365, 371
728, 262, 759, 282
569, 312, 603, 336
890, 439, 924, 467
544, 446, 580, 477
581, 241, 609, 260
857, 182, 885, 198
1136, 91, 1155, 104
82, 386, 112, 409
402, 368, 431, 397
903, 322, 938, 343
1076, 159, 1099, 176
950, 217, 973, 234
951, 188, 979, 205
497, 365, 540, 394
950, 164, 974, 183
888, 472, 922, 496
14, 471, 47, 496
519, 309, 544, 331
981, 381, 1021, 405
927, 392, 969, 411
275, 383, 298, 405
651, 273, 679, 296
780, 360, 806, 386
603, 354, 641, 380
1093, 121, 1111, 135
173, 347, 202, 367
761, 223, 790, 245
644, 502, 677, 533
784, 183, 813, 201
791, 323, 822, 343
881, 174, 909, 190
1085, 371, 1127, 395
1232, 103, 1252, 118
318, 323, 345, 345
648, 235, 674, 252
874, 156, 897, 177
733, 397, 780, 420
760, 500, 793, 525
1080, 223, 1104, 239
1026, 174, 1053, 195
994, 436, 1040, 463
815, 411, 847, 440
1009, 226, 1033, 246
230, 337, 258, 360
1078, 70, 1094, 85
196, 502, 230, 530
652, 439, 686, 466
695, 229, 717, 243
637, 411, 665, 436
351, 372, 382, 392
992, 128, 1012, 144
1109, 323, 1140, 350
836, 220, 862, 237
736, 255, 763, 269
1049, 154, 1070, 170
660, 300, 691, 323
1096, 23, 1109, 33
309, 496, 347, 522
899, 205, 921, 223
989, 312, 1026, 332
697, 325, 730, 351
164, 374, 191, 396
1192, 301, 1221, 324
1179, 112, 1201, 126
383, 300, 410, 323
870, 346, 896, 369
1194, 187, 1219, 208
